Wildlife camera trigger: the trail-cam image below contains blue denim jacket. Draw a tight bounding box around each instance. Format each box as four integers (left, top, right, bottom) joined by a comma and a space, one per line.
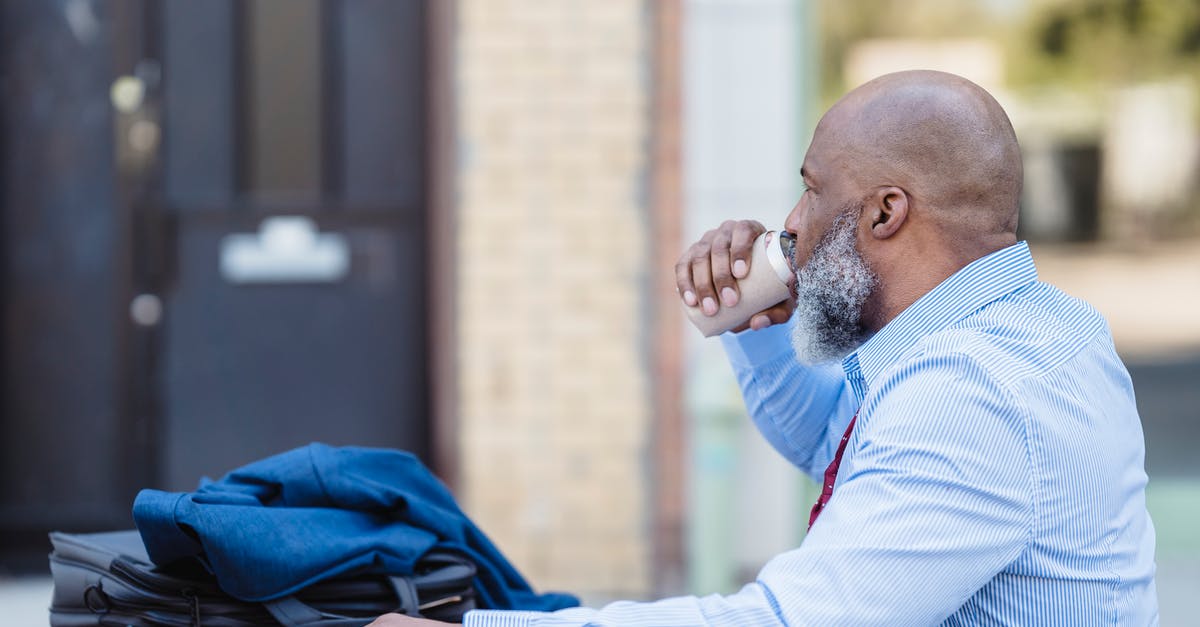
133, 443, 578, 611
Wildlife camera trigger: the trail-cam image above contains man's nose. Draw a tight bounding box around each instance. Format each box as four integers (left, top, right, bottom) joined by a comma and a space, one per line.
783, 199, 804, 236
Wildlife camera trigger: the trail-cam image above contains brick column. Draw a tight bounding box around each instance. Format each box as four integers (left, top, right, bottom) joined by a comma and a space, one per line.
455, 0, 654, 600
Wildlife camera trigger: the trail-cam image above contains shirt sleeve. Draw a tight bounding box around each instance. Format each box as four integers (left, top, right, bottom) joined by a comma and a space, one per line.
719, 324, 855, 480
464, 582, 786, 627
464, 348, 1035, 627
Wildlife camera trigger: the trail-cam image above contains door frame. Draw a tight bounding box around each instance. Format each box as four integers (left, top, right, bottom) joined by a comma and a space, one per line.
426, 0, 459, 489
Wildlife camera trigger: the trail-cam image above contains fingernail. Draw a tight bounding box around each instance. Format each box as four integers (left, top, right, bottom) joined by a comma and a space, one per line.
683, 290, 697, 306
750, 315, 768, 330
702, 297, 717, 316
732, 259, 748, 278
721, 286, 738, 307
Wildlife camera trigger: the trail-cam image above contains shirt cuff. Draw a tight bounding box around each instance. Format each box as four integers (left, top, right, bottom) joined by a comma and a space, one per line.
719, 323, 794, 370
462, 609, 543, 627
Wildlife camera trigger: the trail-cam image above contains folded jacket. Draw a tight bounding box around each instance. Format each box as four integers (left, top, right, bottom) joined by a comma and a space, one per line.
133, 442, 578, 612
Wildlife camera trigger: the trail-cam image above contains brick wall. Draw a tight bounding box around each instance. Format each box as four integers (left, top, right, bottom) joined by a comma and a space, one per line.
455, 0, 653, 601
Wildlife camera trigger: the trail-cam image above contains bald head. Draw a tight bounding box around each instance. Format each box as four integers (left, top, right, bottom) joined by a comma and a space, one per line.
781, 71, 1027, 337
814, 70, 1022, 239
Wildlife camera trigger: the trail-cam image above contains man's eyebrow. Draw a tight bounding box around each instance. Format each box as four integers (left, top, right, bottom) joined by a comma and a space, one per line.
800, 167, 814, 181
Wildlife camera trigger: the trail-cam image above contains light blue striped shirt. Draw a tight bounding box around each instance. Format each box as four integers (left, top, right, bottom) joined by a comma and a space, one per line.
465, 242, 1158, 626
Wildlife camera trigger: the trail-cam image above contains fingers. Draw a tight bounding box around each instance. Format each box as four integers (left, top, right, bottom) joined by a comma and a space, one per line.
729, 220, 764, 279
366, 615, 446, 626
689, 242, 719, 316
674, 239, 718, 316
748, 300, 796, 329
708, 226, 738, 309
674, 220, 769, 318
674, 255, 698, 307
735, 301, 793, 333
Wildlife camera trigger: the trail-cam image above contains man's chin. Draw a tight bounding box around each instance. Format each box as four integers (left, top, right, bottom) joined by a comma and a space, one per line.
789, 328, 861, 366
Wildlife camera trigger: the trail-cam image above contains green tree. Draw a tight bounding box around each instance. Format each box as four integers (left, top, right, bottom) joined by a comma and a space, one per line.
1010, 0, 1200, 88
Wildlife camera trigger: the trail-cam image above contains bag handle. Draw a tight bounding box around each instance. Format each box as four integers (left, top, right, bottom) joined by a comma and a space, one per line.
386, 575, 422, 617
263, 596, 364, 626
263, 576, 420, 626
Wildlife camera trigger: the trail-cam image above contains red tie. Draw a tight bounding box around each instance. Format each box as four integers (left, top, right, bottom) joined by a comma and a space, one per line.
808, 413, 858, 530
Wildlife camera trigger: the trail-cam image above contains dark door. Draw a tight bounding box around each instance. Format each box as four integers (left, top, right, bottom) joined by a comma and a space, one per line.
1, 0, 431, 570
142, 0, 431, 491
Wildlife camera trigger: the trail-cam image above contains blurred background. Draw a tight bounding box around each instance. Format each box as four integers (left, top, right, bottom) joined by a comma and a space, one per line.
1, 0, 1197, 623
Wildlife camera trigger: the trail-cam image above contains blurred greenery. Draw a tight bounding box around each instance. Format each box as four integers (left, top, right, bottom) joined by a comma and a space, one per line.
817, 0, 1200, 112
1146, 480, 1200, 555
816, 0, 1000, 105
1010, 0, 1200, 89
814, 0, 1200, 233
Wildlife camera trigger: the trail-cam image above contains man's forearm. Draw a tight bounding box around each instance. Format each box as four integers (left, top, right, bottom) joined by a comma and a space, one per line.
464, 582, 786, 627
720, 324, 852, 479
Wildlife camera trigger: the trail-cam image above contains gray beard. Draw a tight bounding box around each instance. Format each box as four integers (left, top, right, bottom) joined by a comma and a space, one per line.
790, 208, 879, 366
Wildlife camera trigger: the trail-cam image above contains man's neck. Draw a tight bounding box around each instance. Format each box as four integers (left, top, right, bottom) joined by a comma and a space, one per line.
864, 235, 1017, 333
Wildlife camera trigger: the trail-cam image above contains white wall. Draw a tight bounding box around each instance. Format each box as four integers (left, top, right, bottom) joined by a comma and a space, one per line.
681, 0, 814, 593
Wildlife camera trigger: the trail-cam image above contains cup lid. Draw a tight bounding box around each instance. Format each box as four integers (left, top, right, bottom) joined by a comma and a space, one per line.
763, 231, 795, 283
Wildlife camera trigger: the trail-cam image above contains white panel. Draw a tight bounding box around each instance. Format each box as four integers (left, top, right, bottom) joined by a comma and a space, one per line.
684, 0, 800, 242
682, 0, 809, 592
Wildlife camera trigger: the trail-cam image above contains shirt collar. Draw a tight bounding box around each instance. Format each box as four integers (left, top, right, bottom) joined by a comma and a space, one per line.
841, 241, 1038, 401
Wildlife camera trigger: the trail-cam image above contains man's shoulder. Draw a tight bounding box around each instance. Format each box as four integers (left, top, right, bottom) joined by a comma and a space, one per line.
907, 280, 1111, 383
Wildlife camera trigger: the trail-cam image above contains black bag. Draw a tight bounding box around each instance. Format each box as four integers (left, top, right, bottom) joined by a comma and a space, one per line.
48, 530, 477, 626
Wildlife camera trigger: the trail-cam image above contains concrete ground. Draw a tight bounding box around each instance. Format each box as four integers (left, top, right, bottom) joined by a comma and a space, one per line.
0, 576, 52, 625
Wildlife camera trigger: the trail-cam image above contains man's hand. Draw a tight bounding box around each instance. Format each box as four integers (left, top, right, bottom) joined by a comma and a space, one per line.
367, 614, 456, 626
674, 219, 794, 331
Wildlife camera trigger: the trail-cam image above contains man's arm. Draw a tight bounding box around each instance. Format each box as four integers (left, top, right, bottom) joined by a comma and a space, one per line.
460, 350, 1033, 626
675, 219, 854, 480
720, 323, 855, 480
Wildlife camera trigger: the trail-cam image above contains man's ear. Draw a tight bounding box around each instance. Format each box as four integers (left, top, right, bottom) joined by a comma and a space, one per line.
867, 186, 909, 240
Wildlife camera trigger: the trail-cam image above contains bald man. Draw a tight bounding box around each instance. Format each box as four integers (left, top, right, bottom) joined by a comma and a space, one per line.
373, 71, 1158, 626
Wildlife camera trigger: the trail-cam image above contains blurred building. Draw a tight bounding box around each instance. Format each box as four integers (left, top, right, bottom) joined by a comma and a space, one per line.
0, 0, 814, 604
2, 0, 1198, 620
452, 0, 668, 600
0, 0, 692, 605
1, 0, 438, 570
